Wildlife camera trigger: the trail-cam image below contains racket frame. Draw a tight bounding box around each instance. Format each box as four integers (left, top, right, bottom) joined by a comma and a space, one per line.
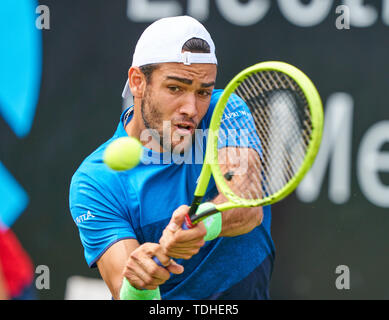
188, 61, 324, 222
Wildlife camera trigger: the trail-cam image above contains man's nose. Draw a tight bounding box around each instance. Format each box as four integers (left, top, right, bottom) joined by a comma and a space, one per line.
178, 93, 198, 118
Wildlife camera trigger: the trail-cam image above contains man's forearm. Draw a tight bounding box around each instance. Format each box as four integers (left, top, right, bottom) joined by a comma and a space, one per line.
211, 194, 263, 238
218, 206, 263, 237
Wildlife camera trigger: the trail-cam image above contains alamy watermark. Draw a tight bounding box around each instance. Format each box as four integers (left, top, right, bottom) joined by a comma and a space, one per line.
137, 122, 253, 175
335, 265, 350, 290
35, 265, 50, 290
335, 5, 351, 30
35, 5, 50, 30
33, 3, 387, 32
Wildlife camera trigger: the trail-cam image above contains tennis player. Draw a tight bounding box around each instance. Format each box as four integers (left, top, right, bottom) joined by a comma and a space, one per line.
69, 16, 274, 300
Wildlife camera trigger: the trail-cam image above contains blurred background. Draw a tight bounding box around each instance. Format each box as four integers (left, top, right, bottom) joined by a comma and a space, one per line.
1, 0, 388, 300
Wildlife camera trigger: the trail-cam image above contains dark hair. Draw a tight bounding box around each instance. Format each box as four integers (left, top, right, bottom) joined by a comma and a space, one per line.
139, 64, 158, 84
182, 37, 210, 54
140, 37, 211, 83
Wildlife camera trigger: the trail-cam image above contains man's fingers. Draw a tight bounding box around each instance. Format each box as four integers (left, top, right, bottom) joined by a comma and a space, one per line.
164, 247, 202, 259
125, 243, 172, 289
159, 215, 207, 260
175, 225, 207, 242
123, 263, 159, 290
162, 222, 207, 244
168, 205, 190, 231
152, 249, 173, 268
136, 247, 171, 279
163, 238, 205, 252
158, 206, 209, 261
167, 260, 184, 275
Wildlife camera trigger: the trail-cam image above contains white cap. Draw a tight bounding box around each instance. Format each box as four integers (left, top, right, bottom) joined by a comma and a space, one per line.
122, 16, 217, 99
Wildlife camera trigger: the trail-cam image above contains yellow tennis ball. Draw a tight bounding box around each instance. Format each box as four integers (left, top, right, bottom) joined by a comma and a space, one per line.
103, 137, 142, 171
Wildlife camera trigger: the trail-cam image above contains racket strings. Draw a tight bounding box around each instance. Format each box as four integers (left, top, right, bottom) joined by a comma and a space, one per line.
236, 81, 286, 193
217, 70, 313, 200
237, 77, 298, 195
245, 72, 311, 195
246, 72, 311, 195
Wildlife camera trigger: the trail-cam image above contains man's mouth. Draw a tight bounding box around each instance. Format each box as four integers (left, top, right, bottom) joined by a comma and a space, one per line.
174, 122, 196, 135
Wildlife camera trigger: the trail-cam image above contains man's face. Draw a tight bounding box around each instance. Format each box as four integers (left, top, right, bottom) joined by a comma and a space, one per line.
140, 63, 217, 153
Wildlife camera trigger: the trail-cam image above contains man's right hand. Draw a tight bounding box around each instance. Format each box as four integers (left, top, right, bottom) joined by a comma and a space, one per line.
159, 205, 207, 260
122, 242, 184, 290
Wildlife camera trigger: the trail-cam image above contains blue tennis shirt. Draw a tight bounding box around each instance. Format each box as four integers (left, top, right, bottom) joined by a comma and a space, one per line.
69, 89, 275, 299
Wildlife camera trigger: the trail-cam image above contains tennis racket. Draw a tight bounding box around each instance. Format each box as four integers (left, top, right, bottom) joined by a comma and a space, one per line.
153, 60, 323, 262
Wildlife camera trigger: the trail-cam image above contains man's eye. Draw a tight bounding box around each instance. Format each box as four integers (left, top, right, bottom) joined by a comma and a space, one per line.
168, 86, 180, 93
198, 90, 211, 97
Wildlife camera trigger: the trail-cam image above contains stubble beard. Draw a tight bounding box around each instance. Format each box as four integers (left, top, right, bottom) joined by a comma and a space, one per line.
140, 88, 195, 155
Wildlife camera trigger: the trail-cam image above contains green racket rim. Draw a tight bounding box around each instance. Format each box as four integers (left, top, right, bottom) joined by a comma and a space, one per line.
206, 61, 324, 209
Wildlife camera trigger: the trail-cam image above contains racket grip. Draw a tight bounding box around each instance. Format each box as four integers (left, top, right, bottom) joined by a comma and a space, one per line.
182, 213, 194, 230
152, 256, 164, 267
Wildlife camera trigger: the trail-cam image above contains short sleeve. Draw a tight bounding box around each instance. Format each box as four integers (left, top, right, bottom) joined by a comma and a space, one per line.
69, 171, 136, 267
218, 93, 262, 155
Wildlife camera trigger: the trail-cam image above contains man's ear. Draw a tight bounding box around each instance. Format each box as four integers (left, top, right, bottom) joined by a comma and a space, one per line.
128, 67, 146, 99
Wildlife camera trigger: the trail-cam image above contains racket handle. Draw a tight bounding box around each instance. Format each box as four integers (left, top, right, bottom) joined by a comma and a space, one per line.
183, 213, 194, 229
152, 256, 164, 267
153, 215, 194, 267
